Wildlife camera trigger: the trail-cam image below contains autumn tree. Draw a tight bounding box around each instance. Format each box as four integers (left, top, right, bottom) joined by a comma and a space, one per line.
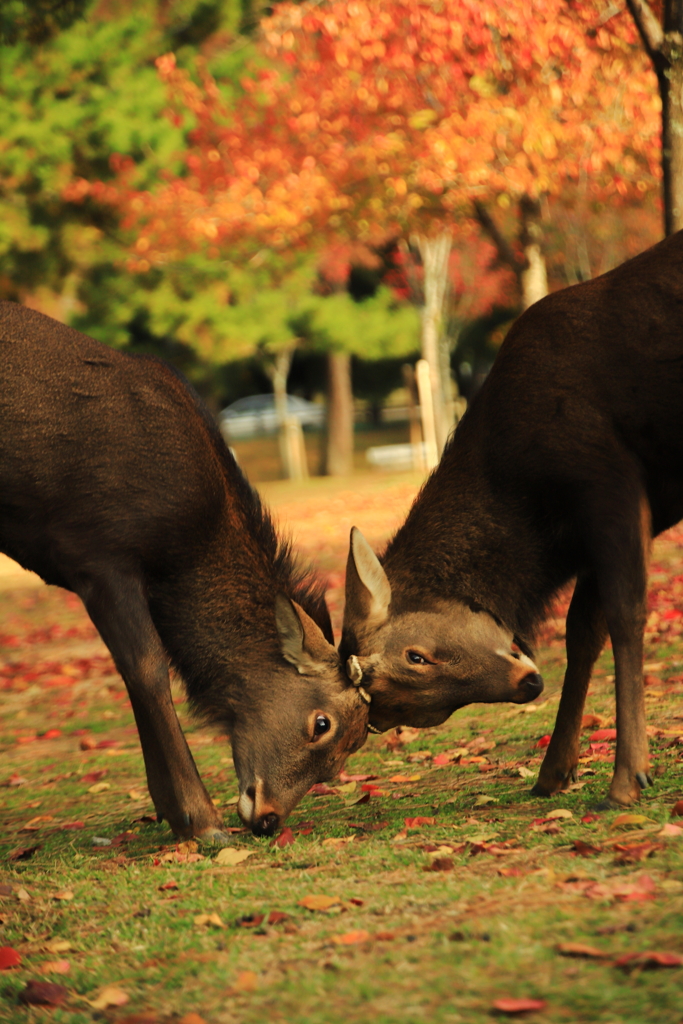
625, 0, 683, 234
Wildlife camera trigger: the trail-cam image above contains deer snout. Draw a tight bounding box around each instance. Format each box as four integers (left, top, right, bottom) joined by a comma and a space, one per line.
237, 781, 283, 836
501, 650, 544, 702
251, 811, 280, 837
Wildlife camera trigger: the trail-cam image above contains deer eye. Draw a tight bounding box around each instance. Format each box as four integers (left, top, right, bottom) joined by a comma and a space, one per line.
313, 714, 331, 739
406, 650, 428, 665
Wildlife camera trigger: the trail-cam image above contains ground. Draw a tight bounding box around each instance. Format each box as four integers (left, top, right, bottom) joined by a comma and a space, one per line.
0, 471, 682, 1024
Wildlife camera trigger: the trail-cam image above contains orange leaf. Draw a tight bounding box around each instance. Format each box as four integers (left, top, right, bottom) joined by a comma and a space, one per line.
557, 942, 608, 959
404, 817, 435, 828
332, 930, 371, 945
298, 894, 342, 911
492, 997, 547, 1014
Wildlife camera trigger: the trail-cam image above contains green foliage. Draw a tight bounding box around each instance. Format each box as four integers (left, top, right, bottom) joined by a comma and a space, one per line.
0, 0, 89, 45
0, 0, 251, 337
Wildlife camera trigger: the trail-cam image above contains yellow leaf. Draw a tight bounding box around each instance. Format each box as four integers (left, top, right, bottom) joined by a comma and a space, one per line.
128, 790, 146, 801
298, 894, 342, 911
407, 108, 437, 130
89, 986, 129, 1010
214, 848, 254, 867
45, 939, 71, 954
194, 913, 225, 929
88, 782, 110, 794
611, 814, 651, 829
53, 890, 74, 901
336, 782, 357, 795
16, 888, 30, 902
546, 809, 573, 820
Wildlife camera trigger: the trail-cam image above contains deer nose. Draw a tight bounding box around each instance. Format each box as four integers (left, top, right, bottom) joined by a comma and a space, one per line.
251, 812, 279, 837
520, 671, 544, 698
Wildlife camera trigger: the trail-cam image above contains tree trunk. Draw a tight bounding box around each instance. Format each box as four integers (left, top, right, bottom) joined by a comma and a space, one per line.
411, 231, 453, 456
626, 0, 683, 234
518, 195, 548, 309
415, 359, 439, 470
265, 348, 308, 481
325, 351, 354, 476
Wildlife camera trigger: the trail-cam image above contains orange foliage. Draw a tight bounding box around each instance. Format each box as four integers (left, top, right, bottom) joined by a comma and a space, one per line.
66, 1, 661, 268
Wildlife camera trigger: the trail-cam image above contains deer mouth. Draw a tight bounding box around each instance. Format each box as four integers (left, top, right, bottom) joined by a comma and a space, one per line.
237, 782, 283, 836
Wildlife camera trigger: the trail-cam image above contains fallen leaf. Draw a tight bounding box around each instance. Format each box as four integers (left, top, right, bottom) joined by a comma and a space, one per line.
40, 960, 71, 975
194, 913, 225, 928
424, 857, 454, 872
659, 823, 683, 837
613, 841, 663, 864
53, 890, 74, 901
88, 782, 110, 794
18, 981, 68, 1007
322, 836, 356, 847
517, 766, 536, 779
89, 985, 129, 1009
611, 814, 651, 829
671, 800, 683, 817
572, 840, 602, 857
299, 894, 342, 911
535, 734, 551, 748
19, 815, 54, 832
177, 1014, 209, 1024
229, 970, 258, 993
332, 930, 371, 945
214, 848, 254, 867
158, 880, 179, 891
581, 714, 604, 729
546, 808, 573, 820
589, 728, 617, 741
237, 914, 264, 928
338, 771, 378, 783
614, 950, 683, 969
308, 783, 337, 796
128, 790, 146, 801
15, 887, 30, 901
404, 817, 435, 828
45, 940, 71, 953
474, 795, 498, 806
0, 947, 21, 969
557, 942, 609, 959
267, 911, 289, 925
272, 827, 296, 849
336, 781, 357, 794
492, 997, 547, 1014
8, 845, 40, 861
81, 770, 106, 783
389, 774, 422, 783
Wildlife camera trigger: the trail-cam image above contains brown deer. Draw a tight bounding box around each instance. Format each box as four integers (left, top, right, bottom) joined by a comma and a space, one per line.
0, 301, 368, 840
341, 230, 683, 809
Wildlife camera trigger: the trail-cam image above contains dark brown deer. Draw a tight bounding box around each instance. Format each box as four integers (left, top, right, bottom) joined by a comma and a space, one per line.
0, 302, 368, 839
341, 230, 683, 809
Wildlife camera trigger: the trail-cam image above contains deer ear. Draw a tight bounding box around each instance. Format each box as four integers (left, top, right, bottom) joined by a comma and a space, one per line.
275, 593, 333, 675
343, 527, 391, 636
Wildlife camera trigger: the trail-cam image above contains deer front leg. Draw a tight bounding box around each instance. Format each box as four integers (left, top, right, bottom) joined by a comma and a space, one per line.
533, 573, 607, 797
81, 573, 231, 843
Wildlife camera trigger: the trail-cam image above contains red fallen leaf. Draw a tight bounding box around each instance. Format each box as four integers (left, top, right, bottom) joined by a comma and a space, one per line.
581, 814, 601, 823
614, 950, 683, 969
613, 842, 663, 864
423, 857, 454, 872
535, 735, 551, 749
338, 771, 378, 783
5, 774, 28, 787
60, 822, 84, 831
237, 914, 265, 928
133, 815, 158, 825
40, 729, 62, 740
404, 817, 435, 828
158, 880, 179, 891
110, 832, 137, 847
492, 997, 547, 1014
349, 897, 364, 906
81, 770, 107, 783
497, 866, 524, 877
8, 844, 40, 861
272, 827, 296, 849
16, 735, 37, 745
572, 840, 602, 857
432, 753, 453, 765
267, 911, 289, 925
18, 981, 68, 1006
589, 728, 617, 742
361, 783, 383, 792
0, 947, 21, 969
374, 930, 397, 940
671, 800, 683, 817
307, 784, 337, 796
95, 739, 119, 749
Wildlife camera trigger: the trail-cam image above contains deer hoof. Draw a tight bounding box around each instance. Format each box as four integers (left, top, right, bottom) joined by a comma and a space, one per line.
197, 827, 233, 846
636, 771, 653, 790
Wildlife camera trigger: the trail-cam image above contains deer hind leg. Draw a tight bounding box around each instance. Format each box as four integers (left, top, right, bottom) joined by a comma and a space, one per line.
80, 571, 231, 843
533, 573, 607, 797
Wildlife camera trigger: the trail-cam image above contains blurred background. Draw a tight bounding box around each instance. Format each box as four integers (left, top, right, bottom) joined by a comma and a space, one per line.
0, 0, 666, 482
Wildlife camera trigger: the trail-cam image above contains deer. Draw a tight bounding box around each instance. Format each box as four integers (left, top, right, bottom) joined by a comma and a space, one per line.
0, 301, 369, 840
340, 229, 683, 809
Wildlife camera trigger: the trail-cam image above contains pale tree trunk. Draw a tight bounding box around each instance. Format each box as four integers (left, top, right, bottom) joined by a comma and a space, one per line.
415, 359, 439, 470
473, 196, 548, 309
411, 231, 453, 456
264, 348, 308, 481
518, 195, 549, 309
325, 351, 354, 476
626, 0, 683, 234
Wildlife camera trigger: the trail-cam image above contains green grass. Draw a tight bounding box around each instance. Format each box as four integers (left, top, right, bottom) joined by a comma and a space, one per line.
1, 517, 683, 1022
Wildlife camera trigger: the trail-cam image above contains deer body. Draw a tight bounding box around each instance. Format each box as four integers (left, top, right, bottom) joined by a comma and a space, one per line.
0, 302, 367, 839
343, 230, 683, 807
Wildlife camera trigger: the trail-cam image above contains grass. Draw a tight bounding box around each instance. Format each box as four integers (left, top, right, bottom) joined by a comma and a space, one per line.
0, 474, 682, 1023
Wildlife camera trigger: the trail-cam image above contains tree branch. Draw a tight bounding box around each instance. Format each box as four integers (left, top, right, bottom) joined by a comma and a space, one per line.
472, 200, 524, 276
624, 0, 665, 64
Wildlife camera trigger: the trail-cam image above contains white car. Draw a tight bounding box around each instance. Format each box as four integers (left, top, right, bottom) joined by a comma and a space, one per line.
218, 393, 325, 441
